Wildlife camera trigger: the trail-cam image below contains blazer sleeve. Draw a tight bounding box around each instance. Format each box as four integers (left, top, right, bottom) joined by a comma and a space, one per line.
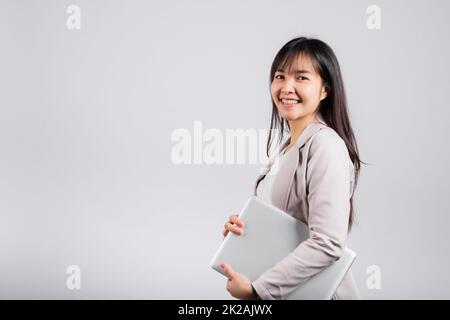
251, 129, 352, 300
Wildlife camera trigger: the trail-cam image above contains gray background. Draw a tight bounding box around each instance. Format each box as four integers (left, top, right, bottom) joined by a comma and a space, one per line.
0, 0, 449, 299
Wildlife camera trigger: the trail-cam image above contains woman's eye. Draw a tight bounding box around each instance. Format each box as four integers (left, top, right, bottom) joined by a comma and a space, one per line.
274, 74, 308, 80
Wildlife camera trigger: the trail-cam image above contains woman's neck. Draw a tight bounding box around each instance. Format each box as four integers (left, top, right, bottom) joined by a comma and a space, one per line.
287, 112, 317, 148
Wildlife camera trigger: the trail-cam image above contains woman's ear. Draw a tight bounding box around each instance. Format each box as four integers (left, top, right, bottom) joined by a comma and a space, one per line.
320, 86, 328, 101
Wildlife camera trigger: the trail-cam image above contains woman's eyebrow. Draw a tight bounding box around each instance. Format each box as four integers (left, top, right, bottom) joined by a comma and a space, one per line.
276, 69, 312, 74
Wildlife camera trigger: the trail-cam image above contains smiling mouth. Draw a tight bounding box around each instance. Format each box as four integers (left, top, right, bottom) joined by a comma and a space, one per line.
280, 98, 302, 105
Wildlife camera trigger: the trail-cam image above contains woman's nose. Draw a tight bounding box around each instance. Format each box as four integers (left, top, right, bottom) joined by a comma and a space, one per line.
281, 78, 296, 94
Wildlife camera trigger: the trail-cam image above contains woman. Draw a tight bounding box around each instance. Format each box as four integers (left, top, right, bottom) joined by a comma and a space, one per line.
220, 37, 363, 300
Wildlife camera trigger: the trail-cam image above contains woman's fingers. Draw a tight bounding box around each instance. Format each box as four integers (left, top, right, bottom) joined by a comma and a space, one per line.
224, 222, 244, 235
222, 213, 246, 239
229, 214, 245, 228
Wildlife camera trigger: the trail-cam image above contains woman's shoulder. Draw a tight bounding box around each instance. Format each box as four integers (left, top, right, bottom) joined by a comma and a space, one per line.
307, 126, 349, 159
311, 126, 346, 146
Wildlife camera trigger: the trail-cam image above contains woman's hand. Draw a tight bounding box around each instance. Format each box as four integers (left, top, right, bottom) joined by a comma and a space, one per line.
220, 262, 255, 300
220, 215, 256, 299
222, 214, 245, 239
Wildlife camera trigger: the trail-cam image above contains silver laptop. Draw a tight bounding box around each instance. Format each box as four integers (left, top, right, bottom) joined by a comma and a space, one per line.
210, 196, 356, 300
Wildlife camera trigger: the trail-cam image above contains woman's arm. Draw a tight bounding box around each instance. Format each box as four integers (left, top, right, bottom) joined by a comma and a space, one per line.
251, 129, 352, 300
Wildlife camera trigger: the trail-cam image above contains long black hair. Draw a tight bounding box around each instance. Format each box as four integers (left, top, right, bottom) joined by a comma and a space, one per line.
266, 37, 364, 232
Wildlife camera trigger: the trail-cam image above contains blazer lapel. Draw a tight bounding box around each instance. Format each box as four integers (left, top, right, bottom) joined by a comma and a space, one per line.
253, 114, 328, 211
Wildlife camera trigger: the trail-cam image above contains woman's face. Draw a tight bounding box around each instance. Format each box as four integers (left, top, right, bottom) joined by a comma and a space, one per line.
271, 53, 328, 122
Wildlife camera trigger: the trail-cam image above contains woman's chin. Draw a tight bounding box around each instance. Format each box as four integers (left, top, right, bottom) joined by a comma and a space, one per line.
280, 111, 302, 121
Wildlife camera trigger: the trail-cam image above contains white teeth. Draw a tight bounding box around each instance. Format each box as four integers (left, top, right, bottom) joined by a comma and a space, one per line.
281, 99, 300, 104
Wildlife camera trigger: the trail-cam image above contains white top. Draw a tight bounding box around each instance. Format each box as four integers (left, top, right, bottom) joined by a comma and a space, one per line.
256, 145, 290, 204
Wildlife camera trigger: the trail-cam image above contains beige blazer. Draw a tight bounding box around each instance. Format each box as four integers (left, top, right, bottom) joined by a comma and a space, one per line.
251, 113, 361, 300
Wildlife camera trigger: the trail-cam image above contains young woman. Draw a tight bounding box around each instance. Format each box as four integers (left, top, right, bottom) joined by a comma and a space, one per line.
220, 37, 363, 300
